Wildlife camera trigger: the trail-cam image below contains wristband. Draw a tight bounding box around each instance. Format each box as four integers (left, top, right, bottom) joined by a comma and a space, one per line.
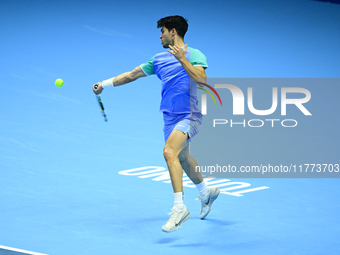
102, 77, 115, 87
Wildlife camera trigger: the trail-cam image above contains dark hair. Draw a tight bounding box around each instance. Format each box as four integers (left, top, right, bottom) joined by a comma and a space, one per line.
157, 15, 189, 38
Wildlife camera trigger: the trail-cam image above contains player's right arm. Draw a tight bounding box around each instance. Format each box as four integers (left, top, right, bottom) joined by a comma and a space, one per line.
92, 66, 147, 95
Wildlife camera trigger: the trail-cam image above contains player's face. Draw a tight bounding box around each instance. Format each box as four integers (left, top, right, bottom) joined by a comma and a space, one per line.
160, 27, 173, 48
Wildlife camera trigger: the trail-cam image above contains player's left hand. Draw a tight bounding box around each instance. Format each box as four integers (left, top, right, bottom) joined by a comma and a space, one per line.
168, 44, 188, 61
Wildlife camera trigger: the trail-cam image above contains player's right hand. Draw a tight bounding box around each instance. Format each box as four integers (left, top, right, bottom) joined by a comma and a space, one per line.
93, 82, 103, 95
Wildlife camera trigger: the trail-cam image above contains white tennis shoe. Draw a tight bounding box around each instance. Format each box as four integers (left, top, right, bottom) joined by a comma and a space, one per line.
162, 205, 190, 233
198, 187, 220, 219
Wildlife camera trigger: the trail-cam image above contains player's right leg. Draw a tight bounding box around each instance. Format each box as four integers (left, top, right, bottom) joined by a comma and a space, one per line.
162, 129, 191, 233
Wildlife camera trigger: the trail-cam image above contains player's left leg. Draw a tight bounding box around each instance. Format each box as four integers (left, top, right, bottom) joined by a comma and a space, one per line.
178, 145, 202, 184
162, 129, 190, 233
179, 146, 220, 219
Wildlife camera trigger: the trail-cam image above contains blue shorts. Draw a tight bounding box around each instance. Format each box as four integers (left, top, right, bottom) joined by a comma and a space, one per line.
163, 112, 202, 142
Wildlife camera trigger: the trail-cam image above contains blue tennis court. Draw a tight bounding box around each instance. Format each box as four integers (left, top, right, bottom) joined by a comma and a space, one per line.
1, 0, 339, 254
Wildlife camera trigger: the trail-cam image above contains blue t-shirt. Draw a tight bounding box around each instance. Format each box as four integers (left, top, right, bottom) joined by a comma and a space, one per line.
140, 46, 208, 114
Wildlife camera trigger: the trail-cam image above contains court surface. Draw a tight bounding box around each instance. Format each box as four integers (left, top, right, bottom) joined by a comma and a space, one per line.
1, 0, 340, 254
1, 98, 340, 254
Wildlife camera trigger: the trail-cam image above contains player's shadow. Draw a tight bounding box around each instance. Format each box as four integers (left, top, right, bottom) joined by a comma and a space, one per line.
153, 218, 237, 245
154, 237, 180, 244
191, 216, 238, 226
171, 240, 260, 249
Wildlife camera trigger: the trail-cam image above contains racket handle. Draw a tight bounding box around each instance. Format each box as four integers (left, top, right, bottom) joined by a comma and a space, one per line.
93, 84, 102, 95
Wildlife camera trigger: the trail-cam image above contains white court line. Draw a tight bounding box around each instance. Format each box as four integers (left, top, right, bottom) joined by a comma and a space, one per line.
0, 245, 47, 255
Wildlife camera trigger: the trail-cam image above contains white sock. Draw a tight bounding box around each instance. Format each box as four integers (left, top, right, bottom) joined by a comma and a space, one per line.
174, 192, 184, 210
196, 180, 209, 198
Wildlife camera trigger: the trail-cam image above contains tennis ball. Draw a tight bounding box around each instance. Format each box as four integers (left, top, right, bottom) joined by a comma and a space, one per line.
55, 78, 64, 87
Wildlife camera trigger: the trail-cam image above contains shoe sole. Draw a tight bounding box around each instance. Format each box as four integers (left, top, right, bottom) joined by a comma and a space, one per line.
200, 188, 220, 220
162, 212, 190, 233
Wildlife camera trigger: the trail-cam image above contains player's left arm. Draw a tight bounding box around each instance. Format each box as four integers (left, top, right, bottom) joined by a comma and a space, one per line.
168, 44, 206, 87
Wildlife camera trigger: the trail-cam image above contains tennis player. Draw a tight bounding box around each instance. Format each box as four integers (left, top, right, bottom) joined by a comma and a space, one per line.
93, 15, 219, 232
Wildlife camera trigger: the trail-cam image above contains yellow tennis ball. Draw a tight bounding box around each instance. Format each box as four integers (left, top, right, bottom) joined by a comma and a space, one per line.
55, 78, 64, 87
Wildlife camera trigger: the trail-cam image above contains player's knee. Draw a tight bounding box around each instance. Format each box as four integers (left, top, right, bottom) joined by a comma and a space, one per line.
163, 145, 176, 162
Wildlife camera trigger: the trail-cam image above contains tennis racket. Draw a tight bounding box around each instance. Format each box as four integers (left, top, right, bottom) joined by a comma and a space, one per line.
94, 84, 108, 122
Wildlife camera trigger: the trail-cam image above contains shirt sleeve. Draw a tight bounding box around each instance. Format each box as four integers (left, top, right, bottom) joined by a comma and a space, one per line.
140, 56, 156, 76
189, 49, 208, 70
